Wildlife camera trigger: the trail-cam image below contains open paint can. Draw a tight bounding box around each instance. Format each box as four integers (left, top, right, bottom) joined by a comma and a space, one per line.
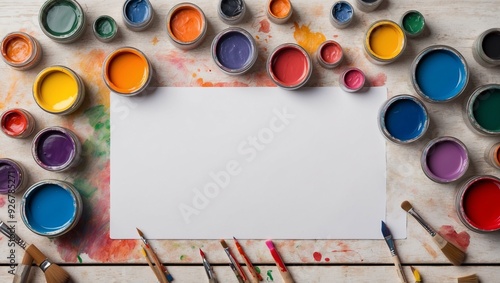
400, 10, 425, 38
340, 68, 365, 92
330, 1, 354, 29
456, 175, 500, 233
485, 142, 500, 170
317, 40, 343, 69
364, 20, 406, 64
354, 0, 383, 12
0, 158, 27, 195
411, 45, 469, 103
1, 108, 36, 139
266, 0, 293, 24
166, 3, 207, 50
218, 0, 246, 25
122, 0, 154, 31
39, 0, 86, 43
212, 27, 257, 75
93, 15, 118, 42
464, 84, 500, 136
1, 32, 42, 71
421, 136, 469, 183
378, 95, 429, 144
267, 43, 312, 90
473, 28, 500, 67
32, 126, 82, 172
21, 179, 83, 237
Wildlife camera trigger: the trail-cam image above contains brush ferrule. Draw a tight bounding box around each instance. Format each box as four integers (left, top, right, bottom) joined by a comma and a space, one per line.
40, 260, 51, 272
0, 221, 28, 249
408, 209, 436, 236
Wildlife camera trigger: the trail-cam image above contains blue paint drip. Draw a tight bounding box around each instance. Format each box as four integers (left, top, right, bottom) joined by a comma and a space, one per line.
125, 0, 151, 24
415, 50, 467, 101
216, 31, 252, 70
385, 98, 427, 141
25, 184, 76, 234
333, 2, 353, 23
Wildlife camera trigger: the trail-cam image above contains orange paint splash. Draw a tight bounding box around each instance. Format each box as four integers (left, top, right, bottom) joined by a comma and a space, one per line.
259, 19, 271, 33
152, 36, 159, 45
422, 242, 438, 258
196, 78, 249, 87
293, 23, 326, 54
74, 49, 109, 107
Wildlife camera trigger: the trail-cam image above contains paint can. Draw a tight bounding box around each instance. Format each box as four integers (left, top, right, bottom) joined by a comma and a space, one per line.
400, 10, 425, 38
93, 15, 118, 42
354, 0, 383, 13
330, 1, 354, 29
1, 32, 42, 71
122, 0, 154, 31
0, 158, 27, 195
267, 43, 312, 90
484, 142, 500, 170
218, 0, 246, 25
39, 0, 86, 43
364, 20, 406, 64
211, 27, 257, 75
33, 66, 85, 115
473, 28, 500, 68
166, 3, 207, 50
411, 45, 469, 103
32, 126, 82, 172
378, 95, 429, 144
421, 136, 469, 184
317, 40, 343, 69
340, 68, 365, 92
456, 175, 500, 233
463, 84, 500, 136
21, 179, 83, 237
103, 47, 153, 96
1, 108, 36, 139
266, 0, 293, 24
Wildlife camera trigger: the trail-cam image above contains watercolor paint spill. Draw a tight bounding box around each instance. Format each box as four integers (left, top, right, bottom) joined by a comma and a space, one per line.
259, 19, 271, 33
370, 72, 387, 86
439, 225, 470, 251
293, 23, 326, 54
0, 196, 5, 207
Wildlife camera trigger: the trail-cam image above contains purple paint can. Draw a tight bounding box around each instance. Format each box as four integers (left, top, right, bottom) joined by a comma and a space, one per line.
0, 158, 27, 194
32, 126, 82, 172
421, 136, 469, 183
211, 27, 257, 75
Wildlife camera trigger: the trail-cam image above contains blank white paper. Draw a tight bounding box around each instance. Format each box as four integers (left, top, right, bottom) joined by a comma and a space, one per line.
110, 87, 400, 239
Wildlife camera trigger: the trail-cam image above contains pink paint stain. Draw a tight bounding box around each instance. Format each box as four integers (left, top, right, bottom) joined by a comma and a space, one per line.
438, 225, 470, 252
0, 196, 5, 208
313, 251, 322, 262
370, 72, 387, 87
259, 19, 271, 33
325, 257, 330, 262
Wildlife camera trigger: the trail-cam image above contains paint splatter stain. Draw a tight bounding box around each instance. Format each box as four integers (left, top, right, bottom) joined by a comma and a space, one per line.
313, 251, 322, 262
0, 197, 5, 208
266, 270, 274, 281
77, 255, 83, 263
196, 78, 249, 87
192, 73, 197, 78
152, 36, 159, 45
422, 242, 438, 258
370, 73, 387, 87
255, 266, 261, 274
259, 19, 271, 33
180, 255, 186, 260
438, 225, 470, 252
74, 49, 109, 107
256, 35, 260, 40
293, 23, 326, 54
325, 257, 330, 262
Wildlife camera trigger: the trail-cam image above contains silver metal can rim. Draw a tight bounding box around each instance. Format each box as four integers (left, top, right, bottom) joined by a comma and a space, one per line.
330, 1, 354, 28
466, 84, 500, 136
378, 94, 429, 144
267, 43, 312, 90
211, 27, 257, 75
355, 0, 383, 12
456, 175, 500, 233
217, 0, 246, 24
93, 15, 118, 41
474, 28, 500, 66
0, 158, 26, 194
21, 179, 83, 237
166, 3, 208, 48
411, 45, 469, 103
122, 0, 154, 30
31, 126, 82, 172
400, 10, 425, 37
420, 136, 469, 183
39, 0, 86, 42
317, 40, 344, 69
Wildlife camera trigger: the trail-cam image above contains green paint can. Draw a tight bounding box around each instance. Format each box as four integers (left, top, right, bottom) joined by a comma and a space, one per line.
93, 16, 118, 43
464, 84, 500, 136
401, 10, 425, 37
39, 0, 86, 43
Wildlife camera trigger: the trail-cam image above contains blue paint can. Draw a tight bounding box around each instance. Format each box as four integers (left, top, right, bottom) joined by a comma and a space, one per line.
211, 27, 257, 75
21, 179, 83, 237
379, 95, 429, 144
330, 1, 354, 29
411, 45, 469, 103
122, 0, 154, 31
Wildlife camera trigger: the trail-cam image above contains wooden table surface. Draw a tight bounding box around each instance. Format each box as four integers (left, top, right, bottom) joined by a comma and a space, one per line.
1, 0, 500, 282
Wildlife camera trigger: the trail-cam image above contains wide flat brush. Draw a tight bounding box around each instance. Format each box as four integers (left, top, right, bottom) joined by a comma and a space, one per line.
456, 274, 478, 283
401, 201, 466, 266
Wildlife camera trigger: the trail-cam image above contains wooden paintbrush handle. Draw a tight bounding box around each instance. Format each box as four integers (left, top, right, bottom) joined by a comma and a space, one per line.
143, 245, 168, 283
13, 251, 33, 283
278, 269, 295, 283
391, 255, 407, 283
25, 244, 47, 267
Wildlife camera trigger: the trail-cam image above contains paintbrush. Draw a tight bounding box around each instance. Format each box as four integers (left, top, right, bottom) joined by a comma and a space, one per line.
141, 247, 163, 283
220, 239, 247, 283
13, 251, 33, 283
136, 228, 174, 282
233, 237, 262, 282
456, 274, 478, 283
199, 249, 218, 283
0, 221, 70, 283
265, 240, 295, 283
401, 201, 466, 266
381, 221, 407, 283
410, 266, 421, 283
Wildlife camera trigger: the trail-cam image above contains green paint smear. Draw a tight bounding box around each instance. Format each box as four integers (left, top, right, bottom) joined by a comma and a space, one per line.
73, 178, 98, 199
403, 12, 425, 34
77, 255, 83, 263
473, 89, 500, 132
43, 1, 81, 36
255, 266, 261, 274
180, 255, 186, 260
95, 17, 115, 37
266, 270, 274, 281
84, 105, 110, 157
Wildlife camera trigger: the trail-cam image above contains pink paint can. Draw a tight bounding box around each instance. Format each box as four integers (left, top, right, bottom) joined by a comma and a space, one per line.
340, 68, 365, 92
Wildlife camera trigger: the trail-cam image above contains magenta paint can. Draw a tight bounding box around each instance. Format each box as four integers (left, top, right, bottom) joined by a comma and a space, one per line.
0, 158, 28, 194
32, 126, 82, 172
421, 136, 469, 183
340, 68, 366, 92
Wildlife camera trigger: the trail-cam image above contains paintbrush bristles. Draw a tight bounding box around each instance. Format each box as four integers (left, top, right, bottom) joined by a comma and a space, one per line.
220, 239, 229, 249
26, 245, 70, 283
21, 251, 34, 265
457, 274, 478, 283
401, 201, 413, 212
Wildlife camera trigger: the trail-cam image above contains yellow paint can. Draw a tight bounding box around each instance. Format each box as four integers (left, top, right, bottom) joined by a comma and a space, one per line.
364, 20, 406, 64
33, 66, 85, 115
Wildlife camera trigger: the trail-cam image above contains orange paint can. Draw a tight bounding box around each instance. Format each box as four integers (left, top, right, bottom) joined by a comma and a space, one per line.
267, 0, 293, 24
166, 3, 207, 50
103, 47, 153, 96
1, 32, 42, 71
